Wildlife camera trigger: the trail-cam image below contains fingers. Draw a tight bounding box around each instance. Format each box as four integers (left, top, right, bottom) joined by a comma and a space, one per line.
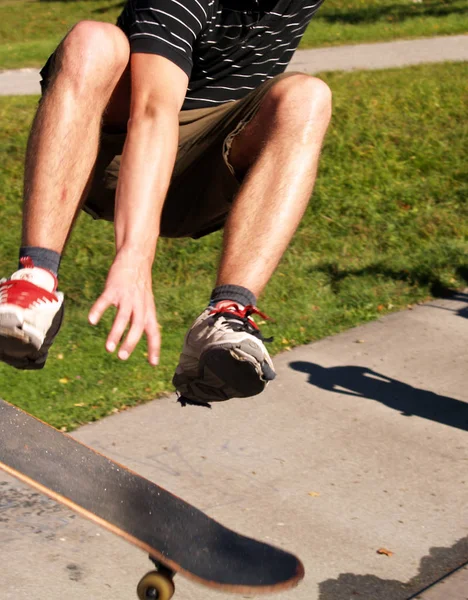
145, 317, 161, 366
107, 305, 133, 355
88, 294, 112, 326
114, 311, 160, 364
89, 292, 160, 365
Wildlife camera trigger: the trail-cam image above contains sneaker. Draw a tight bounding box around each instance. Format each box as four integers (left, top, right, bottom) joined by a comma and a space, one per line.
172, 302, 276, 405
0, 258, 64, 370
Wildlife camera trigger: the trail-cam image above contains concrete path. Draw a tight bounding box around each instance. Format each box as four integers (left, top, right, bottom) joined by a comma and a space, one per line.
2, 292, 468, 600
289, 34, 468, 73
1, 34, 467, 96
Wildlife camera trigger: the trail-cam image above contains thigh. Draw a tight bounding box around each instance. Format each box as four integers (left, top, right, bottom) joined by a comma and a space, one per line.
85, 72, 300, 238
161, 72, 301, 238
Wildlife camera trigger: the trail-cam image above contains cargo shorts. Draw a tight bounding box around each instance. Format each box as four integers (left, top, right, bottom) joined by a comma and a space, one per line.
40, 58, 297, 239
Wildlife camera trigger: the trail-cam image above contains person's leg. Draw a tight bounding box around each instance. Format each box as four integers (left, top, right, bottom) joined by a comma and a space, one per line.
23, 21, 130, 253
219, 73, 332, 296
172, 74, 332, 405
0, 21, 130, 370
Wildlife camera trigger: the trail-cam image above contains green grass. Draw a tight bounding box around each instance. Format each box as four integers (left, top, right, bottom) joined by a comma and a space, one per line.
0, 61, 467, 429
0, 0, 467, 69
301, 0, 468, 47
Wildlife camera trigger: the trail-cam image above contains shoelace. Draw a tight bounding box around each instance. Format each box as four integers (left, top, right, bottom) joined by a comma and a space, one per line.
209, 303, 273, 343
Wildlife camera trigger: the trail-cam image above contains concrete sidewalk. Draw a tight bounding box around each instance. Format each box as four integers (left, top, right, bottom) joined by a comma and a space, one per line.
1, 292, 467, 599
1, 34, 467, 96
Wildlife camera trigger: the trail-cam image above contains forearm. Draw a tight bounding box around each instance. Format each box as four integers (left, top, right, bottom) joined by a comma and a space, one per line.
114, 107, 179, 262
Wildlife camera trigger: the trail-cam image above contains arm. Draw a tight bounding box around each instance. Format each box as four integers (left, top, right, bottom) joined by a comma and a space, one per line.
89, 54, 188, 365
115, 53, 188, 257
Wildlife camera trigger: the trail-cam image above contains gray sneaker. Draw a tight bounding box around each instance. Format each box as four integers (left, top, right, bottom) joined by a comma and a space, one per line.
172, 302, 276, 405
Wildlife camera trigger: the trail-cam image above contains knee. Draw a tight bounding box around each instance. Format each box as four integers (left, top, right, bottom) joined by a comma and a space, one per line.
265, 74, 332, 131
56, 21, 129, 95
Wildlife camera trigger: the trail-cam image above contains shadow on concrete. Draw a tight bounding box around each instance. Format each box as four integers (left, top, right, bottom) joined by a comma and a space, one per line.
318, 0, 467, 25
289, 362, 468, 432
318, 536, 468, 600
422, 292, 468, 320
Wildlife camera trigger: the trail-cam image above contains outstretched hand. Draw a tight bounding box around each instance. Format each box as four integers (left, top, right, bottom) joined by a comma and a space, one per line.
88, 252, 160, 365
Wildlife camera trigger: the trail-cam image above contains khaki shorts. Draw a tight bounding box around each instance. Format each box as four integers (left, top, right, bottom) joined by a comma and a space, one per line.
40, 57, 296, 239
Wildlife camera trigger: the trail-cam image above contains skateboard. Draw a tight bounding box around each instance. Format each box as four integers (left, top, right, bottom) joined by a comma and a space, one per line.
0, 399, 304, 599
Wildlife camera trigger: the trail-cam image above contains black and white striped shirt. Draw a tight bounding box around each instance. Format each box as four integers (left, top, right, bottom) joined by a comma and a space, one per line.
118, 0, 325, 110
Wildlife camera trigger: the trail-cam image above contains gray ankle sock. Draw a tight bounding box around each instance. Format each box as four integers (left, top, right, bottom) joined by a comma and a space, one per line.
19, 246, 61, 276
210, 285, 257, 307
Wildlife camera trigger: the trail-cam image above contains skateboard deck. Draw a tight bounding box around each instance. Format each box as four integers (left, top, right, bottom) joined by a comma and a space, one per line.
0, 399, 304, 598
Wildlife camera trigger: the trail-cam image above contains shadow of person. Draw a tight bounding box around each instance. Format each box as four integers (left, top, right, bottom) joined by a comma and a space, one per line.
290, 361, 468, 432
421, 292, 468, 320
318, 536, 468, 600
453, 292, 468, 319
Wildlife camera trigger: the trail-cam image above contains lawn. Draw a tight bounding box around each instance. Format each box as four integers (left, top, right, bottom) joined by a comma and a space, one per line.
0, 0, 467, 69
0, 62, 467, 429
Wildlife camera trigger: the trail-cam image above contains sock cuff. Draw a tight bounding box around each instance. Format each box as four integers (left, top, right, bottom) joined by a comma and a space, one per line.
210, 284, 257, 308
19, 246, 61, 276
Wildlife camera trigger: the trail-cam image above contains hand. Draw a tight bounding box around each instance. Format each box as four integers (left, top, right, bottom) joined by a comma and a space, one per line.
88, 252, 160, 365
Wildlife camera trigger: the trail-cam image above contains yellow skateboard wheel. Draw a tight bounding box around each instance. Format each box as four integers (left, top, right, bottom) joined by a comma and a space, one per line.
137, 570, 175, 600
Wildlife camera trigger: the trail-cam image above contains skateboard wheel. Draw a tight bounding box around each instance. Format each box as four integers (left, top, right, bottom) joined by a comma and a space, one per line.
137, 571, 175, 600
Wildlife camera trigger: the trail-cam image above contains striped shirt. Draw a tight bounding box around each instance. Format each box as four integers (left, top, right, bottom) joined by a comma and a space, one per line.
117, 0, 325, 110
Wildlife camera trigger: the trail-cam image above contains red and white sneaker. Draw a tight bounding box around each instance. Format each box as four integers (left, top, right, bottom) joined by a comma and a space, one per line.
0, 258, 64, 370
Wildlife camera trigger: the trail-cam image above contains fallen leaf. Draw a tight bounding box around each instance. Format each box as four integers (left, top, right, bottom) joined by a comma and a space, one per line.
308, 491, 320, 497
59, 377, 69, 384
355, 339, 365, 344
377, 548, 394, 557
74, 403, 85, 407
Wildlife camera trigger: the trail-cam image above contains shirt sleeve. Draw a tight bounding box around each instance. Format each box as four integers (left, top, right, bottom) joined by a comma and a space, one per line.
117, 0, 212, 77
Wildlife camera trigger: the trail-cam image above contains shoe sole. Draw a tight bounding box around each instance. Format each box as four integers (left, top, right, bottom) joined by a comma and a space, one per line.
0, 333, 38, 360
0, 312, 40, 358
200, 344, 267, 398
0, 302, 64, 370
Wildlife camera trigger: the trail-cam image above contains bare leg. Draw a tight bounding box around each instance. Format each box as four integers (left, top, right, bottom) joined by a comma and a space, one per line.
218, 74, 332, 298
22, 21, 130, 253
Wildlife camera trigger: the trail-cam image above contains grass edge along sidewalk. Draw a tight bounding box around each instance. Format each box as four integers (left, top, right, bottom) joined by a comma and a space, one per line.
0, 61, 467, 430
3, 35, 468, 97
0, 0, 468, 69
